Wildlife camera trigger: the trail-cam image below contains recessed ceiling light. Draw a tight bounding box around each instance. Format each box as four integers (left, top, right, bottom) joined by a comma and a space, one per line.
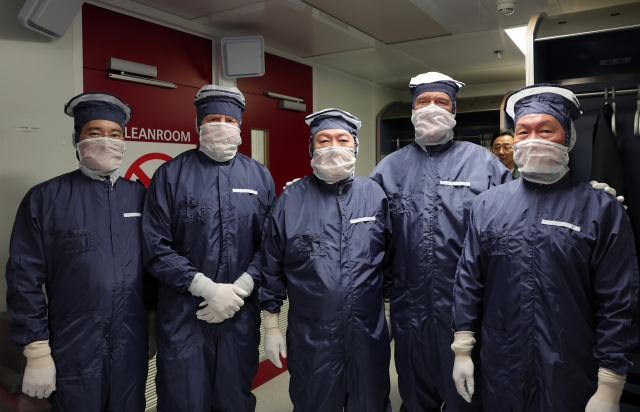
505, 26, 527, 55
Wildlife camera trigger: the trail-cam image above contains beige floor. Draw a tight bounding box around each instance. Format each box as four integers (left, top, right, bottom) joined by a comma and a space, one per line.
253, 342, 402, 412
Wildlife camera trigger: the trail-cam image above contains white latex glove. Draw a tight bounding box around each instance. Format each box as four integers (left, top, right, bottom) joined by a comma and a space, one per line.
196, 300, 225, 323
590, 181, 626, 208
451, 331, 476, 403
585, 398, 619, 412
22, 340, 56, 399
384, 299, 392, 341
452, 355, 474, 403
233, 273, 254, 297
282, 177, 301, 191
585, 368, 625, 412
189, 272, 247, 320
263, 311, 287, 368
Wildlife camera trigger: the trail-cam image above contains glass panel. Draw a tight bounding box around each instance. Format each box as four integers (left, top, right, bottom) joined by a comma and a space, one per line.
251, 129, 269, 168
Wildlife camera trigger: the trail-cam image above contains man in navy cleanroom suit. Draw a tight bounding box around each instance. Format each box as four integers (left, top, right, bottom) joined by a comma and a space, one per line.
143, 85, 275, 412
369, 72, 512, 412
452, 84, 640, 412
260, 108, 393, 412
6, 92, 154, 411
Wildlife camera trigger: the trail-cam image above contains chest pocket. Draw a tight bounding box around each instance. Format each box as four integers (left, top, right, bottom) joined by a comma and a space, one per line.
389, 192, 412, 215
178, 198, 210, 224
298, 233, 327, 258
63, 227, 96, 254
232, 188, 259, 218
481, 229, 509, 256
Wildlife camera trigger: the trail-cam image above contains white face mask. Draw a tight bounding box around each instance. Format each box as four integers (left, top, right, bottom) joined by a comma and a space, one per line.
76, 137, 126, 175
310, 146, 356, 184
199, 122, 242, 162
513, 139, 570, 184
411, 104, 456, 146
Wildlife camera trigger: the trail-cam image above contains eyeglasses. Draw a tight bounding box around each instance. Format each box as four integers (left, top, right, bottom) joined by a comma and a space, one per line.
492, 144, 512, 152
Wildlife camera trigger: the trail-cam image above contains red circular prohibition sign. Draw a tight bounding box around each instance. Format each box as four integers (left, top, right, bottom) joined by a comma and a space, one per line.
124, 152, 173, 187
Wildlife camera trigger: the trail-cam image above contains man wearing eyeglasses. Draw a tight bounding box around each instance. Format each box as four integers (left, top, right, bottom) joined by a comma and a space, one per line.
5, 92, 157, 411
491, 129, 520, 178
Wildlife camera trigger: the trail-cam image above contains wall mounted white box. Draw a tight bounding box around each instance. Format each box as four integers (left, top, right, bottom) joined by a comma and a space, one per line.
221, 36, 265, 78
279, 100, 307, 112
17, 0, 84, 39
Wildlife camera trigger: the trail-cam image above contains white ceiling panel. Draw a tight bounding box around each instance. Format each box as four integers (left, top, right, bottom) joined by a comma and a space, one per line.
308, 45, 431, 82
448, 64, 524, 85
131, 0, 265, 20
457, 95, 506, 113
536, 2, 640, 40
393, 31, 523, 73
406, 0, 467, 35
301, 0, 451, 44
558, 0, 640, 14
418, 0, 492, 33
477, 0, 562, 28
475, 0, 640, 29
371, 63, 525, 92
195, 1, 375, 57
375, 78, 415, 92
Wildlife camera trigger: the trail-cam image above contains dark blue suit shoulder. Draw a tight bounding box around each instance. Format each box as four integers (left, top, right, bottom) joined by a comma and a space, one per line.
373, 143, 420, 171
353, 175, 386, 197
26, 170, 96, 200
234, 153, 274, 181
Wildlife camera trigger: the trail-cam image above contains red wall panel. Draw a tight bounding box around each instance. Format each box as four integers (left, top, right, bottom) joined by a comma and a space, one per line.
238, 53, 313, 193
82, 4, 211, 88
82, 4, 212, 146
84, 69, 199, 145
239, 53, 312, 99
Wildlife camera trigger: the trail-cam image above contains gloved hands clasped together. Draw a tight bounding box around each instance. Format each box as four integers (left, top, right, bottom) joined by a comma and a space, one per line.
451, 331, 476, 403
189, 272, 253, 323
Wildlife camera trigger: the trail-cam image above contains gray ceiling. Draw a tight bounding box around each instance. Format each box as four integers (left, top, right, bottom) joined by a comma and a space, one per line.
130, 0, 640, 94
301, 0, 451, 44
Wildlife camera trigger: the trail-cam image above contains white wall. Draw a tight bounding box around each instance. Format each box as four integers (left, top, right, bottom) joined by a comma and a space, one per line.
0, 0, 80, 312
313, 67, 409, 177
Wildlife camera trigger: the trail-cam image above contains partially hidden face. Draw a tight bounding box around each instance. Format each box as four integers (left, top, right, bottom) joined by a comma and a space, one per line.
413, 91, 453, 113
312, 129, 355, 151
79, 120, 124, 141
200, 113, 239, 126
514, 114, 566, 145
492, 135, 514, 163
